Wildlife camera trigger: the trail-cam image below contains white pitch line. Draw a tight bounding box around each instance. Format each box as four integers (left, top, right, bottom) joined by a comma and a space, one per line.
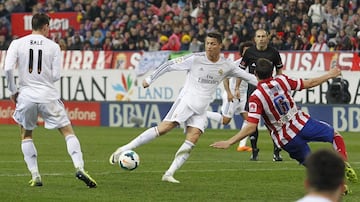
0, 167, 306, 177
1, 160, 360, 165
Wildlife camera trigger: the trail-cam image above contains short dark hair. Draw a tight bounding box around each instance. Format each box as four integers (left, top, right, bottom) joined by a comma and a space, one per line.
239, 41, 254, 55
32, 13, 50, 31
206, 31, 223, 44
305, 149, 345, 192
255, 58, 273, 79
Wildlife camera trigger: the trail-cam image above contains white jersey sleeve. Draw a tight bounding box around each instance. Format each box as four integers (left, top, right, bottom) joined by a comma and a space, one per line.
145, 54, 193, 85
228, 63, 258, 86
4, 40, 19, 95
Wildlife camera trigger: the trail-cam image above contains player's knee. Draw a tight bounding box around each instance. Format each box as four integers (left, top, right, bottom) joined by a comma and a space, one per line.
222, 117, 231, 125
157, 121, 178, 135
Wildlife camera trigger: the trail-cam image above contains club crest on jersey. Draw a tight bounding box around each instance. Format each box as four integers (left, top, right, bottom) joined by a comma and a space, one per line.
218, 69, 223, 76
249, 102, 257, 112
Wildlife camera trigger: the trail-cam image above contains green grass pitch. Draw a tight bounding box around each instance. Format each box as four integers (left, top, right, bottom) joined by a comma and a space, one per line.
1, 125, 359, 202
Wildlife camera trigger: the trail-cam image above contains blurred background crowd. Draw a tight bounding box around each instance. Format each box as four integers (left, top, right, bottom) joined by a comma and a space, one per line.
0, 0, 360, 53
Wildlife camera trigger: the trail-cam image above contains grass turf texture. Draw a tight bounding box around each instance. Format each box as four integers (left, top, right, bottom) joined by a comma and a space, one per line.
1, 125, 359, 202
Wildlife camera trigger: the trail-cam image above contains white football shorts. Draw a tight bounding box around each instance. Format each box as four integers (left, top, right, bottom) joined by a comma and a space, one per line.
164, 98, 208, 133
13, 96, 71, 130
221, 90, 247, 118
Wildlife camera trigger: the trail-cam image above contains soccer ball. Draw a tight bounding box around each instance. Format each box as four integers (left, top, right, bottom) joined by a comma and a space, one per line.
118, 150, 140, 171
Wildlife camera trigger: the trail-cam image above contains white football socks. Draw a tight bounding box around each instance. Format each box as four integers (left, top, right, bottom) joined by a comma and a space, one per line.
65, 134, 84, 170
119, 127, 159, 152
21, 139, 40, 179
238, 121, 249, 147
165, 140, 195, 176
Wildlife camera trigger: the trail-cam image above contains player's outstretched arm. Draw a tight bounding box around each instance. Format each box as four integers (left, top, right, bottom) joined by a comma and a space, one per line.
303, 67, 341, 89
210, 122, 257, 149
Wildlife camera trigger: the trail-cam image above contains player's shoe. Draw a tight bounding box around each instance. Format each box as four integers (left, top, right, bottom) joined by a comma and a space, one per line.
109, 147, 124, 165
237, 146, 252, 152
250, 148, 259, 161
273, 153, 283, 161
29, 176, 42, 187
109, 152, 117, 165
162, 175, 180, 183
76, 169, 97, 188
344, 162, 358, 183
343, 184, 352, 195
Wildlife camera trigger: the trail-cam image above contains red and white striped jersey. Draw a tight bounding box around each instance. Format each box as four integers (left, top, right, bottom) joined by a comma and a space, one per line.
247, 74, 311, 147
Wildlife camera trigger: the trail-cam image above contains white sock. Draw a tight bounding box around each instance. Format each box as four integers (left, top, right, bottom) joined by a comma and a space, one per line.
238, 121, 248, 147
206, 111, 223, 123
21, 139, 40, 179
165, 140, 195, 176
239, 136, 249, 147
118, 127, 159, 153
65, 135, 84, 170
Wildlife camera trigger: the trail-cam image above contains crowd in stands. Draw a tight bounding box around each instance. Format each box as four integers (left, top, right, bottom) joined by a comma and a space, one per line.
0, 0, 360, 53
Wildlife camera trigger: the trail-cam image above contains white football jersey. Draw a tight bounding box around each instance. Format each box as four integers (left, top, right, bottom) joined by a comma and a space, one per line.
5, 34, 62, 103
145, 52, 257, 114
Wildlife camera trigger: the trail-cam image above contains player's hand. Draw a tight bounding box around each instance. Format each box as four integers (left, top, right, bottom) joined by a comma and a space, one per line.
234, 89, 240, 99
227, 92, 234, 102
329, 67, 341, 78
210, 140, 231, 149
10, 92, 19, 104
142, 80, 149, 88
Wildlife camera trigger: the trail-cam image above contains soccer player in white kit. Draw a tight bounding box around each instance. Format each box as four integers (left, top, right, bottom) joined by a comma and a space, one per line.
206, 41, 254, 152
109, 31, 258, 183
4, 13, 97, 188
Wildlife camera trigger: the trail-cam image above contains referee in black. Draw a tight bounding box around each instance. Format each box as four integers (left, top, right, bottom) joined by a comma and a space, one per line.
239, 29, 284, 161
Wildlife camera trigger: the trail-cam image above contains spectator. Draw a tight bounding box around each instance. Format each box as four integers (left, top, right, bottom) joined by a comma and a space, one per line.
137, 39, 149, 51
301, 35, 312, 50
69, 35, 83, 50
71, 31, 84, 44
189, 37, 203, 52
0, 34, 8, 49
326, 7, 343, 39
148, 38, 160, 51
161, 33, 181, 51
127, 39, 137, 51
308, 0, 326, 27
336, 29, 353, 50
58, 38, 67, 50
10, 0, 25, 13
86, 0, 101, 21
90, 29, 104, 46
82, 40, 92, 50
328, 38, 338, 51
265, 3, 278, 23
0, 3, 10, 21
270, 35, 285, 50
238, 27, 252, 44
112, 36, 128, 51
102, 37, 112, 51
308, 26, 319, 45
223, 38, 237, 51
283, 36, 294, 50
66, 37, 74, 50
180, 34, 191, 50
310, 34, 329, 52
